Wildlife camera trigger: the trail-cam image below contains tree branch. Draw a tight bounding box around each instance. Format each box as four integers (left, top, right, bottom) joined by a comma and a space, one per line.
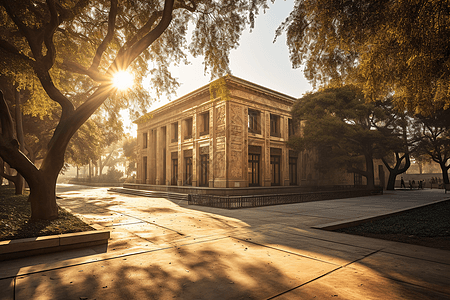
111, 0, 175, 72
89, 0, 118, 72
42, 0, 59, 70
0, 91, 15, 142
61, 60, 108, 82
0, 39, 34, 64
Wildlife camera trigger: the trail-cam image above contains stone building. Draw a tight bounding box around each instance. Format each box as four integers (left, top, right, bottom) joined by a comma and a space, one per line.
135, 75, 354, 190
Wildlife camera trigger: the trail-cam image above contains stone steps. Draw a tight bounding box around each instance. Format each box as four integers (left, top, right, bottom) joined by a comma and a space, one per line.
108, 187, 189, 202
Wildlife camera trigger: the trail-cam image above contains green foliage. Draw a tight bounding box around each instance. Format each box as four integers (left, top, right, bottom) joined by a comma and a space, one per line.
414, 109, 450, 183
278, 0, 450, 114
290, 85, 400, 176
209, 76, 231, 101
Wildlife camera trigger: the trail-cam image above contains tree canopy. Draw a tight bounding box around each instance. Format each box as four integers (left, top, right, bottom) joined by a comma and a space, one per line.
277, 0, 450, 115
0, 0, 269, 220
289, 85, 403, 189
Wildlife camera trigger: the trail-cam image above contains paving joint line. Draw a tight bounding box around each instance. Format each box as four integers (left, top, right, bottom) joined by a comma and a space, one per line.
2, 235, 230, 281
265, 249, 382, 300
231, 236, 341, 267
108, 210, 185, 236
259, 226, 383, 252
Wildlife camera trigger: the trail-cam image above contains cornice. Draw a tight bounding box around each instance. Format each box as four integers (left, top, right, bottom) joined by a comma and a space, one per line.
134, 74, 296, 124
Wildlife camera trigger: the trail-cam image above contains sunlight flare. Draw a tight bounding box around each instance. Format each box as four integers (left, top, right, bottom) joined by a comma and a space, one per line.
112, 71, 134, 91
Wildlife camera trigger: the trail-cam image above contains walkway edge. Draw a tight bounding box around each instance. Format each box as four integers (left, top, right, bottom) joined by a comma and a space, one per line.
0, 228, 110, 261
312, 198, 450, 231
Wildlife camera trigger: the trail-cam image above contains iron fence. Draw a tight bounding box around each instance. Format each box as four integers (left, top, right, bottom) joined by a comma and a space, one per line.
188, 188, 382, 209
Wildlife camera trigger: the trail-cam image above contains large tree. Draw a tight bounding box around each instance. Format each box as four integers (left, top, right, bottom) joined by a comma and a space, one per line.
414, 110, 450, 184
289, 86, 400, 189
277, 0, 450, 115
0, 0, 266, 220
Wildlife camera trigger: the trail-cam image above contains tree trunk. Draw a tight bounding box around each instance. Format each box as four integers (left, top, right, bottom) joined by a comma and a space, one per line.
383, 153, 410, 190
365, 153, 375, 189
27, 170, 59, 220
440, 163, 450, 184
14, 89, 25, 195
0, 158, 3, 185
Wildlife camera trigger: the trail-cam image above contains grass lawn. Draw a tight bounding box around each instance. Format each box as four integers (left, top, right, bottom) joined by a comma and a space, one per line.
336, 199, 450, 251
0, 185, 94, 242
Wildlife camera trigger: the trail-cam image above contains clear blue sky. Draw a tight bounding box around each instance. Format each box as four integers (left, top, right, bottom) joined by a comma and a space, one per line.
151, 0, 312, 109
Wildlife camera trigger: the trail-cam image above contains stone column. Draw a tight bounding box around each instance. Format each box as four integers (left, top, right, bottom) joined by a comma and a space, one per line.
214, 101, 227, 187
177, 122, 182, 186
156, 127, 162, 185
282, 116, 289, 186
209, 105, 215, 187
192, 114, 197, 187
228, 103, 245, 188
243, 107, 249, 187
166, 125, 170, 185
263, 111, 271, 187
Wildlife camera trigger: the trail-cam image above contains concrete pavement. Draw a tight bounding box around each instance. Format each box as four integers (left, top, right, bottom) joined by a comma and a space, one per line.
0, 186, 449, 299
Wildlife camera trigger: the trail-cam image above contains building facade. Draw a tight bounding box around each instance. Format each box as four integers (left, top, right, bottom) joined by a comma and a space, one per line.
135, 75, 352, 189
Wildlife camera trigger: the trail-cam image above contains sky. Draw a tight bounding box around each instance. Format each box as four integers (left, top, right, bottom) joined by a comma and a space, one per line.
123, 0, 312, 136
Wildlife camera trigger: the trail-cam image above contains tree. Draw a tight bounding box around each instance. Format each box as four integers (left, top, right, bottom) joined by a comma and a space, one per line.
0, 0, 266, 220
414, 110, 450, 184
277, 0, 450, 115
289, 86, 400, 189
376, 103, 412, 190
122, 135, 137, 177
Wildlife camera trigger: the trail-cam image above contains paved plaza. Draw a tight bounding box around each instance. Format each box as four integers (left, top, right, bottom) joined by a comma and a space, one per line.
1, 186, 449, 299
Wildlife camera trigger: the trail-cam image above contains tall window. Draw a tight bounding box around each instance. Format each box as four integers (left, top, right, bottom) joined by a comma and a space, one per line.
143, 132, 148, 149
171, 122, 178, 143
184, 150, 192, 185
185, 157, 192, 185
248, 109, 261, 134
184, 117, 193, 140
199, 154, 209, 186
270, 114, 280, 137
248, 154, 260, 186
199, 111, 209, 136
289, 157, 298, 185
270, 155, 281, 186
143, 156, 148, 183
171, 152, 178, 185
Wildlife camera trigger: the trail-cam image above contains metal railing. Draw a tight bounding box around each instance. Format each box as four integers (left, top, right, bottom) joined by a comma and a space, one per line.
188, 188, 382, 209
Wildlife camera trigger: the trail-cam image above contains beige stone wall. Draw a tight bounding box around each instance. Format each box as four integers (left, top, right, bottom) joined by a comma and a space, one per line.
135, 75, 357, 189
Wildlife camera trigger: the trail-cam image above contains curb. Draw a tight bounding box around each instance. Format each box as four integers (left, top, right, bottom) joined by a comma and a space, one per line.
0, 228, 110, 261
311, 198, 450, 231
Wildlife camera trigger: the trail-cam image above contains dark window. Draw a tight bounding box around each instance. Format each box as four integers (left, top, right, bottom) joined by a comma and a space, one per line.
171, 157, 178, 185
184, 156, 192, 185
199, 154, 209, 187
354, 173, 363, 186
270, 114, 281, 137
143, 156, 148, 183
200, 112, 209, 136
143, 132, 148, 149
184, 118, 193, 140
270, 155, 281, 186
248, 109, 261, 134
289, 157, 297, 185
171, 122, 178, 143
248, 154, 260, 186
288, 118, 295, 137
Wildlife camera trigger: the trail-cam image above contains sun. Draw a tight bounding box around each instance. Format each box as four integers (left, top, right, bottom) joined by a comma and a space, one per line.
112, 71, 134, 91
